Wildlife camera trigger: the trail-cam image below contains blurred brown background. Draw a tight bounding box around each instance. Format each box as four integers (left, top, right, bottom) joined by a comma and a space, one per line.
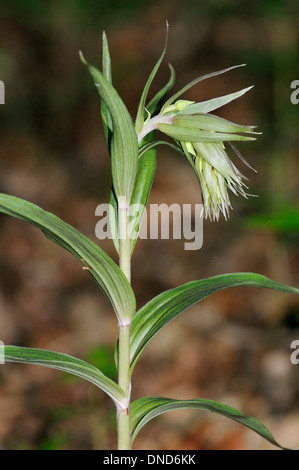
0, 0, 299, 450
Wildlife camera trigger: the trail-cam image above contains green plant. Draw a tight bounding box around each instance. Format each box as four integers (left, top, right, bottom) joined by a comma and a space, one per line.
1, 25, 298, 450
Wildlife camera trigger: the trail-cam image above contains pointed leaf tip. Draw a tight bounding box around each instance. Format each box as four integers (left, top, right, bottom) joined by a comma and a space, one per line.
79, 50, 87, 65
161, 64, 250, 113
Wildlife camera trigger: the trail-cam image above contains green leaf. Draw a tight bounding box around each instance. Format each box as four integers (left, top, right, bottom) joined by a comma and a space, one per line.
5, 346, 126, 408
99, 34, 120, 256
0, 194, 136, 322
97, 33, 119, 255
130, 272, 299, 370
80, 52, 138, 202
130, 397, 288, 449
177, 86, 253, 115
130, 133, 157, 254
157, 123, 256, 143
109, 186, 120, 254
135, 21, 169, 133
161, 64, 246, 114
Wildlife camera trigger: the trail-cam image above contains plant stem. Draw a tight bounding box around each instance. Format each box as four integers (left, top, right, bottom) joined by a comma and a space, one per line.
117, 324, 131, 450
117, 196, 132, 450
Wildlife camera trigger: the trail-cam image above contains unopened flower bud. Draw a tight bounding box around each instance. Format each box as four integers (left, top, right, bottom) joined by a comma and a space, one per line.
162, 99, 195, 115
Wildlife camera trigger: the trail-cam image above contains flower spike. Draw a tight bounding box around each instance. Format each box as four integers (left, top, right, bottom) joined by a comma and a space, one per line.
137, 65, 258, 221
